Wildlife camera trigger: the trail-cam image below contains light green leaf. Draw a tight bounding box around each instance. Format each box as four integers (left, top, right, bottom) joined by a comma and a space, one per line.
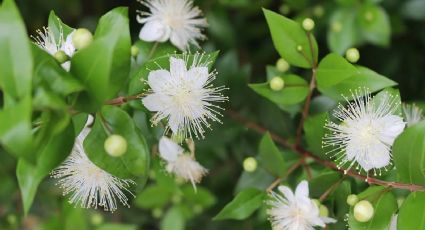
213, 188, 266, 220
85, 106, 150, 179
304, 112, 328, 159
161, 206, 185, 230
134, 185, 174, 209
398, 191, 425, 230
96, 224, 137, 230
393, 121, 425, 186
249, 74, 309, 106
48, 10, 74, 42
348, 186, 397, 230
358, 4, 390, 46
181, 185, 216, 208
258, 133, 285, 177
327, 8, 360, 54
72, 7, 131, 112
263, 8, 318, 68
316, 53, 357, 89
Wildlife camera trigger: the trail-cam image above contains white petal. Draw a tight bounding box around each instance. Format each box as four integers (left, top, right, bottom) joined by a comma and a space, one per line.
170, 57, 187, 78
158, 26, 172, 42
61, 31, 76, 57
295, 180, 309, 198
142, 93, 169, 112
158, 137, 183, 162
378, 115, 405, 145
170, 32, 187, 50
168, 114, 181, 134
321, 216, 337, 224
278, 185, 295, 201
139, 21, 168, 42
187, 66, 208, 89
148, 69, 172, 92
61, 61, 71, 72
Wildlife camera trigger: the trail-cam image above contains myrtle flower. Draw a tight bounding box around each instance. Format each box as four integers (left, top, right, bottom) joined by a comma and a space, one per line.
402, 103, 423, 127
267, 181, 336, 230
323, 89, 405, 174
158, 136, 207, 191
51, 116, 135, 212
142, 54, 227, 139
136, 0, 208, 50
32, 26, 75, 71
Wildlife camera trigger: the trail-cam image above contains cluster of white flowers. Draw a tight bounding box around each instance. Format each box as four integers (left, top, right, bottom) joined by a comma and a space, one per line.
51, 116, 135, 212
267, 181, 336, 230
137, 0, 208, 50
32, 26, 75, 71
322, 88, 405, 175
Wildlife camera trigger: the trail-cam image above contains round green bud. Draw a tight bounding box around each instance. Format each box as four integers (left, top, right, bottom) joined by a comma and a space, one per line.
354, 200, 374, 222
296, 45, 303, 52
319, 205, 329, 217
345, 48, 360, 63
364, 11, 374, 22
152, 208, 163, 218
313, 5, 325, 18
279, 5, 290, 15
276, 58, 290, 72
53, 50, 69, 64
243, 157, 257, 172
72, 28, 93, 50
347, 194, 359, 206
131, 45, 139, 57
193, 204, 203, 214
302, 18, 315, 31
90, 213, 104, 226
270, 77, 285, 91
331, 21, 342, 33
104, 134, 127, 157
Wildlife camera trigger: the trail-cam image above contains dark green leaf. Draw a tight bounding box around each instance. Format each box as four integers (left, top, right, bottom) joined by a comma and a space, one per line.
304, 112, 328, 159
398, 191, 425, 230
134, 185, 174, 209
213, 188, 266, 220
309, 171, 341, 198
258, 133, 285, 177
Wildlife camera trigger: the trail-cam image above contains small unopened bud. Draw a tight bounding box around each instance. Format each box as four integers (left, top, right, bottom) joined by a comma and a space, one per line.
279, 5, 290, 15
331, 21, 342, 33
53, 50, 69, 64
347, 194, 359, 206
72, 28, 93, 50
313, 5, 325, 18
131, 45, 139, 57
193, 204, 203, 214
152, 208, 163, 218
319, 205, 329, 217
302, 18, 315, 31
270, 77, 285, 91
276, 58, 290, 72
104, 134, 128, 157
364, 11, 374, 22
90, 213, 104, 226
243, 157, 257, 172
296, 45, 303, 52
346, 48, 360, 63
354, 200, 374, 222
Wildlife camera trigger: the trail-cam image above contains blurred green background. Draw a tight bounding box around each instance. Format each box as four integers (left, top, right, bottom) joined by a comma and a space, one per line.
1, 0, 425, 229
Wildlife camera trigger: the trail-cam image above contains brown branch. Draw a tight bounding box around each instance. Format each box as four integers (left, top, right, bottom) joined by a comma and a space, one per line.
105, 92, 146, 106
226, 109, 425, 192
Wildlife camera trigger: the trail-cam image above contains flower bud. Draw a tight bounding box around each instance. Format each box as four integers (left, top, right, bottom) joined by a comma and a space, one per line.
296, 45, 303, 52
276, 58, 290, 72
346, 48, 360, 63
131, 45, 139, 57
270, 77, 285, 91
72, 28, 93, 50
193, 204, 203, 214
279, 5, 290, 15
313, 5, 325, 18
354, 200, 374, 222
152, 208, 163, 218
331, 21, 342, 32
90, 213, 104, 226
364, 11, 374, 22
319, 205, 329, 217
53, 50, 69, 64
302, 18, 315, 31
347, 194, 359, 206
243, 157, 257, 172
104, 135, 127, 157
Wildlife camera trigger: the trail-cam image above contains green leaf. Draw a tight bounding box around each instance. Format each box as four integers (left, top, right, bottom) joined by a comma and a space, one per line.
402, 0, 425, 20
309, 171, 341, 198
134, 185, 174, 209
0, 0, 33, 100
358, 4, 390, 46
393, 121, 425, 186
327, 8, 360, 54
213, 188, 266, 220
72, 7, 131, 112
263, 9, 318, 68
17, 124, 74, 214
249, 74, 309, 105
48, 10, 74, 42
348, 187, 397, 230
85, 106, 150, 179
96, 224, 137, 230
398, 191, 425, 230
304, 112, 328, 159
258, 133, 285, 177
161, 206, 185, 230
317, 53, 357, 89
181, 186, 216, 208
333, 181, 351, 230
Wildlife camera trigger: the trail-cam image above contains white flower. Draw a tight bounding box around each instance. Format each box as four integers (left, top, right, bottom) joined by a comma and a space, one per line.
142, 54, 227, 139
267, 180, 336, 230
402, 103, 422, 127
158, 136, 207, 191
389, 214, 397, 230
51, 116, 135, 212
32, 26, 76, 71
323, 89, 405, 173
136, 0, 208, 50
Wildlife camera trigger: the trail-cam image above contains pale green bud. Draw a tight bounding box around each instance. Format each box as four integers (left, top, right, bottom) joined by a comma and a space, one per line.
104, 135, 127, 157
354, 200, 374, 222
72, 28, 93, 50
269, 77, 285, 91
243, 157, 257, 172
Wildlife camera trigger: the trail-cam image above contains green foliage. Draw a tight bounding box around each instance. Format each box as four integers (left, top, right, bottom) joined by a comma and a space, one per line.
398, 192, 425, 229
258, 133, 286, 177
